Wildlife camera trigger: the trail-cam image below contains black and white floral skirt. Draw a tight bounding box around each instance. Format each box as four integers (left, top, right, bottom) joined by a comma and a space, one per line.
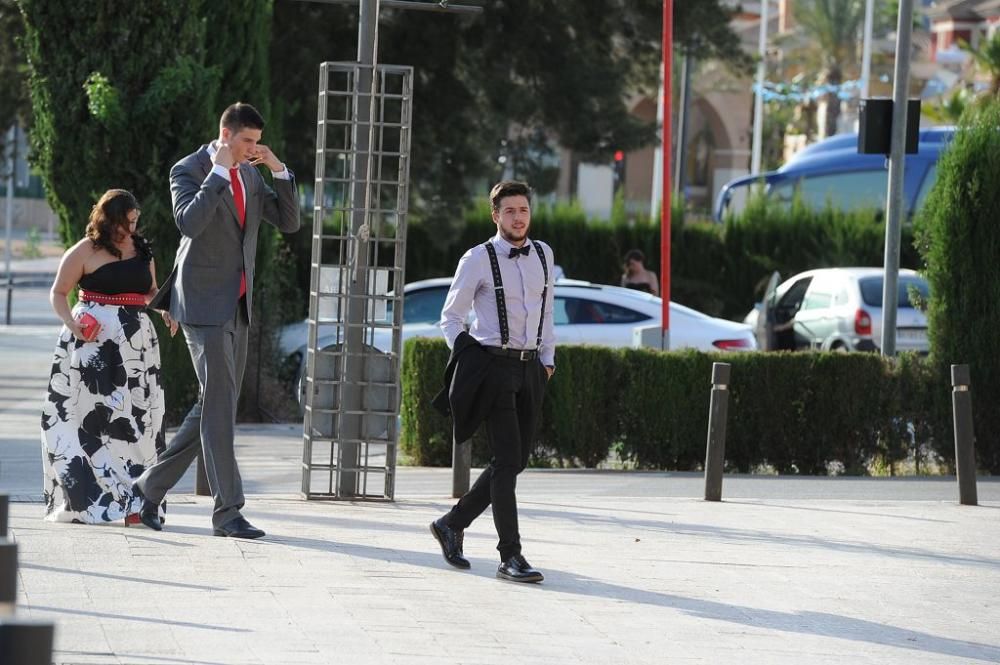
41, 303, 166, 524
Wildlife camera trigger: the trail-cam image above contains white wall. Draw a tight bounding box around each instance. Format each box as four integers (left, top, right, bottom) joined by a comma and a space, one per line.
576, 163, 614, 220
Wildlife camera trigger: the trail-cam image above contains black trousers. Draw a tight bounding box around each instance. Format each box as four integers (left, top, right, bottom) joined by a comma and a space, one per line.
446, 356, 547, 560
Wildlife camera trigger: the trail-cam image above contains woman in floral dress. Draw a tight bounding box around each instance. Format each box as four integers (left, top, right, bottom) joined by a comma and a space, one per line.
41, 189, 178, 524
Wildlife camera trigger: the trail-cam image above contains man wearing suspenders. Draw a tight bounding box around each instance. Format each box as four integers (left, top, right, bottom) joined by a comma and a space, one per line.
431, 181, 556, 583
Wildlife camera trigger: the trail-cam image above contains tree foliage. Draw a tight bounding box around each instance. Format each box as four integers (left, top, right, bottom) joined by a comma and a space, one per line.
793, 0, 867, 137
270, 0, 751, 214
916, 99, 1000, 473
0, 0, 29, 160
959, 30, 1000, 97
20, 0, 295, 422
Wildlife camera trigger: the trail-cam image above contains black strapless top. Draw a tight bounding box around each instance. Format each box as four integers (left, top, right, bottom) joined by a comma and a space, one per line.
78, 236, 153, 295
623, 282, 653, 294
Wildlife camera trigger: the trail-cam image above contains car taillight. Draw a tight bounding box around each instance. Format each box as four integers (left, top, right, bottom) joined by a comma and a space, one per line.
713, 338, 752, 351
854, 309, 872, 335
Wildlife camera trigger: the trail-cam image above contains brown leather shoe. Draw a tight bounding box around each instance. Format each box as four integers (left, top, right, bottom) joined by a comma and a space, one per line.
430, 518, 471, 569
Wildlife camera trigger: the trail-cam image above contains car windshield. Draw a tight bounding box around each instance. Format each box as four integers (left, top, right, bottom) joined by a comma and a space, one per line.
858, 276, 929, 308
384, 286, 449, 324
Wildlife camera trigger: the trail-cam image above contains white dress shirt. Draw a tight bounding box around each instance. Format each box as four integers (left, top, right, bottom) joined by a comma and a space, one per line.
439, 233, 556, 367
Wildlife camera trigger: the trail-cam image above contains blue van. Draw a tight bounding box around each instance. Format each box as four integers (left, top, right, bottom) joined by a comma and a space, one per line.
713, 127, 953, 222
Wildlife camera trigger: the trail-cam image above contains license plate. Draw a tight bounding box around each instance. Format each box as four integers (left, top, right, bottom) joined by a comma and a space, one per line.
897, 328, 927, 342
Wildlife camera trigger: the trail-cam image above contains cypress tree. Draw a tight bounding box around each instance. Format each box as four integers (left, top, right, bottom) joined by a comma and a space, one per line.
917, 99, 1000, 473
20, 1, 294, 422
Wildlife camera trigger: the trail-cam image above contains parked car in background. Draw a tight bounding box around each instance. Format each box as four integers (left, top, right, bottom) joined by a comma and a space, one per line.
746, 267, 930, 353
714, 127, 954, 222
280, 277, 757, 402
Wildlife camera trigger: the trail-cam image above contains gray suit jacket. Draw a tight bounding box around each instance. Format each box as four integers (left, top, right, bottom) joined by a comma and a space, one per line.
150, 146, 300, 325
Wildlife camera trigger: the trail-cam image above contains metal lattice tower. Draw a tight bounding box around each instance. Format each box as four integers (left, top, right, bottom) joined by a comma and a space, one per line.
301, 62, 413, 500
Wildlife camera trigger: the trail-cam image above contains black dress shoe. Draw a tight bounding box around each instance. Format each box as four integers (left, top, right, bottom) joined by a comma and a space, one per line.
497, 554, 544, 583
213, 516, 265, 539
430, 518, 470, 569
131, 483, 162, 532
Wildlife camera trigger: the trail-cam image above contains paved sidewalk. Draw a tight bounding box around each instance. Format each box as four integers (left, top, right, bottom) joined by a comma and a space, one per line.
3, 326, 1000, 664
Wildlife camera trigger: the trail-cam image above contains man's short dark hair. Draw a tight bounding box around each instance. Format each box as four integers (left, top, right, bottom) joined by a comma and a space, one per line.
220, 102, 265, 133
624, 249, 645, 264
490, 181, 532, 211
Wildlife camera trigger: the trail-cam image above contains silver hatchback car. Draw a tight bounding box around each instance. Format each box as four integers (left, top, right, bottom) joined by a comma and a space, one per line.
747, 267, 930, 353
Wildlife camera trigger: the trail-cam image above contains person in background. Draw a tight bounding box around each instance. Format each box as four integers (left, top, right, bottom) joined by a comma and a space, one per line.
41, 188, 176, 525
620, 249, 659, 296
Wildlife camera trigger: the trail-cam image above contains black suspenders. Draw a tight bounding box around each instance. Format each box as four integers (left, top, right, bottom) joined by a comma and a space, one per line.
483, 240, 549, 350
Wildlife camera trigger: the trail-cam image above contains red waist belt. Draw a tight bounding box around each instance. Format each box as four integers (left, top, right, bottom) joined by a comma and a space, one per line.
79, 290, 147, 307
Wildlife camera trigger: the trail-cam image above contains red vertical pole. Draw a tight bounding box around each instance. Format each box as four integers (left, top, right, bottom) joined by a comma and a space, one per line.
661, 0, 672, 346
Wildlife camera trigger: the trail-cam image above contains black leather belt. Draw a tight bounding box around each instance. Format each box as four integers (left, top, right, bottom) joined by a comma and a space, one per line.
484, 346, 538, 361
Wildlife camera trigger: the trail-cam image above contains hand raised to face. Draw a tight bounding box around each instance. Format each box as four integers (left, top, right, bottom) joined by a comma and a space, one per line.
248, 144, 284, 173
212, 141, 236, 169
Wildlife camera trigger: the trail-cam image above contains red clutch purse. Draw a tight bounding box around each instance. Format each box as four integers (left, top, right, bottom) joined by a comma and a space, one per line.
76, 312, 101, 342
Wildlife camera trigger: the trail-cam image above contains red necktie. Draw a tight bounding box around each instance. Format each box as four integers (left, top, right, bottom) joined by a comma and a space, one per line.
230, 167, 247, 299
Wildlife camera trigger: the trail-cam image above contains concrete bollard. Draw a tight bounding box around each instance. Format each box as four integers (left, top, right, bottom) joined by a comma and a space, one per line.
452, 440, 471, 499
195, 454, 210, 497
0, 494, 8, 538
0, 540, 16, 617
0, 619, 55, 665
950, 364, 978, 506
704, 362, 732, 502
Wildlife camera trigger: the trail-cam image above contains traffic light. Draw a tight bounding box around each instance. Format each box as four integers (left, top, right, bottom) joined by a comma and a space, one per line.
613, 150, 625, 192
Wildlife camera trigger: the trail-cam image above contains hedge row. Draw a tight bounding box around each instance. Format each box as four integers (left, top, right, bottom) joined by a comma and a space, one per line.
400, 338, 959, 475
403, 199, 920, 321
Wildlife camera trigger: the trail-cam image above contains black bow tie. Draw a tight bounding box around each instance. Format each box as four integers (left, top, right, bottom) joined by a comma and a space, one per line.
509, 245, 531, 258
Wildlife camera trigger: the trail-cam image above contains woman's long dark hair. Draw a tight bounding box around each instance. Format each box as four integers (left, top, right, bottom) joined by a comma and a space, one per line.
85, 189, 141, 259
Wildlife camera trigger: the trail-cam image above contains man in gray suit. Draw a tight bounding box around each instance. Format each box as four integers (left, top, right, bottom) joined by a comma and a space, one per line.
135, 102, 300, 539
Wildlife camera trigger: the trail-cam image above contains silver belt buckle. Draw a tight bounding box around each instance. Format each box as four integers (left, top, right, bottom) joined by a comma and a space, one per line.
519, 350, 532, 361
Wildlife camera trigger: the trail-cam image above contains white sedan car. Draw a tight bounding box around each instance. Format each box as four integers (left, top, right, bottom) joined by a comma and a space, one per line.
279, 277, 755, 391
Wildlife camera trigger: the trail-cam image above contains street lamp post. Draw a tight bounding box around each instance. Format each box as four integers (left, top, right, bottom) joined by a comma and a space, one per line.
660, 0, 672, 350
880, 0, 915, 357
750, 0, 770, 175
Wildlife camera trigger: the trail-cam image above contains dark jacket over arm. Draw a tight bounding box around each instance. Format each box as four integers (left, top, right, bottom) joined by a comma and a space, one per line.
432, 331, 496, 444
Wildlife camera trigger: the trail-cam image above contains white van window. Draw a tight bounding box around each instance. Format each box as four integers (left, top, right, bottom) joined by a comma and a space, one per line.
770, 170, 888, 211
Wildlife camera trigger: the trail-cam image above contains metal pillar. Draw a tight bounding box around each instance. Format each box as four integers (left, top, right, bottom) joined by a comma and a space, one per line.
750, 0, 770, 175
674, 42, 692, 196
0, 495, 7, 538
0, 619, 55, 665
950, 365, 978, 506
194, 455, 210, 496
4, 125, 15, 326
0, 539, 15, 617
300, 61, 413, 500
880, 0, 914, 357
703, 362, 731, 502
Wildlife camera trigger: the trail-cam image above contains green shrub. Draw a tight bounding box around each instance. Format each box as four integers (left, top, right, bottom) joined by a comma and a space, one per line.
539, 345, 624, 467
401, 196, 921, 322
401, 339, 953, 474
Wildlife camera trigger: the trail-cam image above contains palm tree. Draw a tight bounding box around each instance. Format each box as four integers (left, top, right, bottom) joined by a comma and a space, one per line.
922, 87, 972, 125
793, 0, 867, 137
959, 30, 1000, 97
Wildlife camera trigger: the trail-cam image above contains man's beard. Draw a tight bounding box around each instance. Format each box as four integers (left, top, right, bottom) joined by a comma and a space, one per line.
500, 227, 528, 243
